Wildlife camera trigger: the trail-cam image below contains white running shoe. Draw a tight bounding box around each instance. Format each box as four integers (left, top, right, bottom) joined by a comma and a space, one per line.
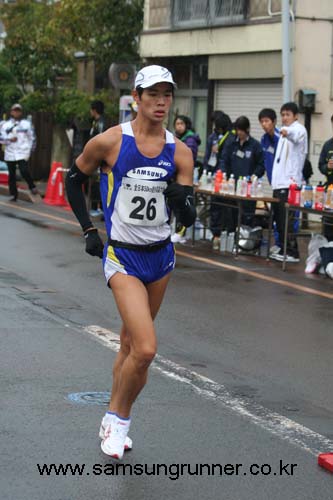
270, 252, 300, 263
99, 415, 132, 451
101, 417, 131, 460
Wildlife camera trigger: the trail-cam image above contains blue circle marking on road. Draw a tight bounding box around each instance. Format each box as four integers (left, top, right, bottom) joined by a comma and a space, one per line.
67, 392, 110, 406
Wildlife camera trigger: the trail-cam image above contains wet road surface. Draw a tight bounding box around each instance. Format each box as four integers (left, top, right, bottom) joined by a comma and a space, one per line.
1, 196, 333, 500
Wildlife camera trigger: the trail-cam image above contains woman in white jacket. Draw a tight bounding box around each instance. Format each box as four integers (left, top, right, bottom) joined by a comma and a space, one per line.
270, 102, 308, 263
0, 103, 37, 201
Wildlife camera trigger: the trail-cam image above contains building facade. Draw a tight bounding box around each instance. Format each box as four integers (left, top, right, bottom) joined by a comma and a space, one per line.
139, 0, 333, 178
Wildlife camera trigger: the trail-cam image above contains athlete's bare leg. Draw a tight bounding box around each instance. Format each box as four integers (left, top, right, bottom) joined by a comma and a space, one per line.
109, 274, 170, 411
108, 272, 170, 418
108, 325, 130, 412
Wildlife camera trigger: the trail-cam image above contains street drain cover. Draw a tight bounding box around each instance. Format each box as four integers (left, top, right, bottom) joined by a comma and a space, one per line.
67, 392, 110, 405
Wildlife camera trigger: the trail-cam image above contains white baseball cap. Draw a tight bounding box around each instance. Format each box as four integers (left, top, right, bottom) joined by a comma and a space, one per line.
11, 103, 23, 111
134, 65, 176, 89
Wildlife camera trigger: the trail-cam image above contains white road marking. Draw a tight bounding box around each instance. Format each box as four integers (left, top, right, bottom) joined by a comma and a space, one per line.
84, 325, 333, 457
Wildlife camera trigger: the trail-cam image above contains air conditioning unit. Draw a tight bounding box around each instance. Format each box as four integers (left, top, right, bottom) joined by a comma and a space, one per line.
108, 63, 136, 90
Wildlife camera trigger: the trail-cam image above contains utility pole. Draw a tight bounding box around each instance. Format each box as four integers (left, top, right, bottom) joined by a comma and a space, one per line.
282, 0, 292, 102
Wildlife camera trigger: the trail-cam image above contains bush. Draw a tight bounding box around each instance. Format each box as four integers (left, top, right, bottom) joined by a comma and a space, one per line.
20, 91, 53, 113
0, 76, 121, 128
54, 88, 120, 127
0, 63, 22, 113
54, 88, 91, 126
0, 84, 22, 113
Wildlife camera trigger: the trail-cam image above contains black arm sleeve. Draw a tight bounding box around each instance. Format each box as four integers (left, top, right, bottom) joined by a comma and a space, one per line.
65, 162, 93, 232
178, 185, 197, 227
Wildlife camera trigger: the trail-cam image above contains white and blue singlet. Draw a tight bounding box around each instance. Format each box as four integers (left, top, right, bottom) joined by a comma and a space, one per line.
101, 121, 176, 284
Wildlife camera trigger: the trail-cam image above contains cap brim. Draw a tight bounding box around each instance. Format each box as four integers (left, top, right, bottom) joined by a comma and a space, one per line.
137, 77, 177, 89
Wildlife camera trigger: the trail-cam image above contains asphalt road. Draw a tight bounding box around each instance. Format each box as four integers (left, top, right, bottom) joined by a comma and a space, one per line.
1, 195, 333, 500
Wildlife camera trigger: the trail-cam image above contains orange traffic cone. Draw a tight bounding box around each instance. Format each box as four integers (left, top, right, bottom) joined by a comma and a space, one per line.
44, 161, 70, 208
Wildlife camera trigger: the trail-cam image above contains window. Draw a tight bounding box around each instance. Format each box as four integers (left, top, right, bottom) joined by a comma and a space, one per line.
214, 0, 247, 23
172, 0, 208, 27
172, 0, 247, 28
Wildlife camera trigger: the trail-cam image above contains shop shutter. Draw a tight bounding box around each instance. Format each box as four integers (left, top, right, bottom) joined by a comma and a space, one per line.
214, 80, 283, 141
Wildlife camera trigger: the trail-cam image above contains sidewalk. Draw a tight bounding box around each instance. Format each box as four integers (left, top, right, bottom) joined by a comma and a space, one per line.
0, 180, 47, 203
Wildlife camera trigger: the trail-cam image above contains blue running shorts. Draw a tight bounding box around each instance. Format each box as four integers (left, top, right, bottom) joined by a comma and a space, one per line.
103, 242, 175, 285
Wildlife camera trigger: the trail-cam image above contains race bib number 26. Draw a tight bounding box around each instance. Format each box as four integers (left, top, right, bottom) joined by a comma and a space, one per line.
117, 178, 168, 226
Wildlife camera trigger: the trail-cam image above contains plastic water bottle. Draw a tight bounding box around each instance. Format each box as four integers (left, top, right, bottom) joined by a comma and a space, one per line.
207, 140, 218, 168
228, 174, 235, 195
250, 176, 258, 197
240, 177, 247, 197
256, 180, 263, 198
324, 184, 333, 210
288, 178, 298, 205
314, 182, 325, 211
221, 175, 228, 194
214, 170, 223, 193
246, 176, 252, 197
207, 171, 213, 189
220, 230, 228, 252
300, 183, 306, 207
227, 232, 235, 252
236, 176, 242, 196
303, 184, 313, 208
200, 169, 208, 188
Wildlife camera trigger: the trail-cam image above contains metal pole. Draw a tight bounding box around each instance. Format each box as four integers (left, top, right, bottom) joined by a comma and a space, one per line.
282, 0, 291, 102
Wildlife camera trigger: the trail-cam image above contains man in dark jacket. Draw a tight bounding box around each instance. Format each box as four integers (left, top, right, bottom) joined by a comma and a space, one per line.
90, 100, 106, 138
219, 115, 265, 231
221, 116, 265, 181
209, 113, 235, 248
318, 114, 333, 240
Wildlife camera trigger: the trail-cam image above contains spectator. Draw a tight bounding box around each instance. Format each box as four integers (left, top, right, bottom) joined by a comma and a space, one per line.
258, 108, 281, 249
174, 115, 201, 162
219, 115, 265, 232
318, 114, 333, 189
258, 108, 280, 184
318, 114, 333, 241
89, 100, 107, 216
215, 113, 234, 170
202, 110, 224, 174
172, 115, 201, 243
209, 113, 236, 249
90, 100, 106, 138
270, 102, 308, 262
0, 103, 37, 201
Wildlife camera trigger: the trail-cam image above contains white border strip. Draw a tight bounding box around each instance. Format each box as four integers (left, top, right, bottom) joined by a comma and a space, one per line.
84, 325, 333, 457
